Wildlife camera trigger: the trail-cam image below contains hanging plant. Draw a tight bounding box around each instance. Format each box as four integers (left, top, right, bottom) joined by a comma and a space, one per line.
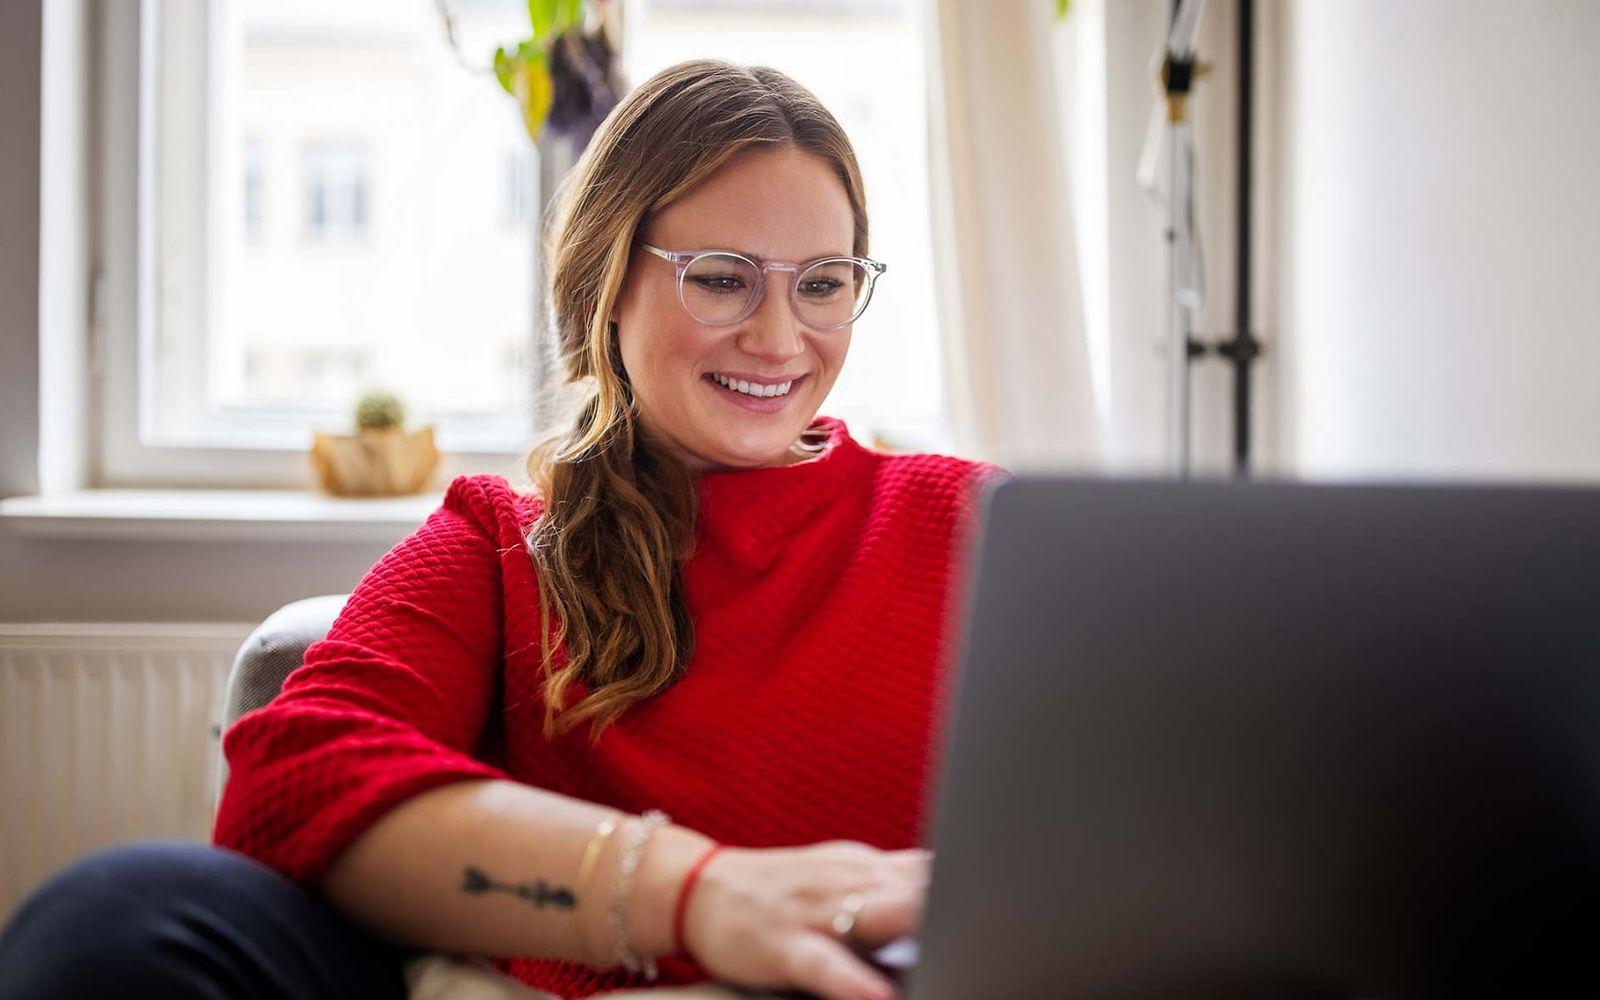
490, 0, 624, 148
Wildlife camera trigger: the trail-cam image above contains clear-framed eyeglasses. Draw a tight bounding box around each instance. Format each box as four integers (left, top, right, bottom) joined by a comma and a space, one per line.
634, 241, 887, 331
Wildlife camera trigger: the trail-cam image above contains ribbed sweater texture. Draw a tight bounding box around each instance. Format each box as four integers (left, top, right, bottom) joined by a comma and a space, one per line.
212, 415, 1007, 997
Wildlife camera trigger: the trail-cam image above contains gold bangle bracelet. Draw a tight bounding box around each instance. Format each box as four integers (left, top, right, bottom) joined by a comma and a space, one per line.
573, 813, 623, 963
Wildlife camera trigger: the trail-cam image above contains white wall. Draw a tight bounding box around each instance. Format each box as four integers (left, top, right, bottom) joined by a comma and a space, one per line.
1263, 0, 1600, 483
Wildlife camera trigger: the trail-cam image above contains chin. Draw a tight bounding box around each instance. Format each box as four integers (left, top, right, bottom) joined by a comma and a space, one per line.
695, 421, 798, 466
707, 439, 790, 469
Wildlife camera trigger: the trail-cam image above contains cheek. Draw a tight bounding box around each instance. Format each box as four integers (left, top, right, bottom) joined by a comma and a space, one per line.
618, 315, 712, 402
618, 288, 683, 372
815, 333, 851, 383
647, 320, 713, 379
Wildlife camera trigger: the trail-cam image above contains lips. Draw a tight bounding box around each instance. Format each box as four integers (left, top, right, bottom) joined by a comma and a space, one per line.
710, 373, 795, 398
703, 371, 807, 412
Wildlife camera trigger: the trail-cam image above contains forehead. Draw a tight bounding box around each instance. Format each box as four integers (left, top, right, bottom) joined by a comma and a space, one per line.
644, 146, 855, 261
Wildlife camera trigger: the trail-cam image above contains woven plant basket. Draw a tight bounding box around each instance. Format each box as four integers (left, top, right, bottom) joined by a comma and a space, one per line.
310, 425, 441, 497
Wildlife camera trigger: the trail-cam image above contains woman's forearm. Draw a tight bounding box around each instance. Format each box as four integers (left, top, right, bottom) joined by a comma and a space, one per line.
317, 777, 717, 966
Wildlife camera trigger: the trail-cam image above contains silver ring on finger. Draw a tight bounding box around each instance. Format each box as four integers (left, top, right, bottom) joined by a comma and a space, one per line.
831, 892, 866, 943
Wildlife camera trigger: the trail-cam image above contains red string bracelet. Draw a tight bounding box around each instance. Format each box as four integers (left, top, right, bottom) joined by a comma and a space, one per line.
672, 842, 726, 957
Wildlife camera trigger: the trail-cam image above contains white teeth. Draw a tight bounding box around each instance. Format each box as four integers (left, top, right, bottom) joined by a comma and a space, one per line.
711, 373, 794, 398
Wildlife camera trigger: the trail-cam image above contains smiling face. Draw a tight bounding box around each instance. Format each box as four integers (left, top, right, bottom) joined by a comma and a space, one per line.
611, 146, 856, 473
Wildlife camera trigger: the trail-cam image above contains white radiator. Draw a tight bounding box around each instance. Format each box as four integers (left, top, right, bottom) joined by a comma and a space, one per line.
0, 623, 252, 923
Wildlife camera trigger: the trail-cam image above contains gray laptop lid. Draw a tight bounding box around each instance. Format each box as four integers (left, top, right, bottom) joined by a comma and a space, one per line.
908, 476, 1600, 999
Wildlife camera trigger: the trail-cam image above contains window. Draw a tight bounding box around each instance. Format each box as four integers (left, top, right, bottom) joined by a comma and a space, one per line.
94, 0, 947, 488
301, 142, 369, 243
97, 0, 544, 488
504, 148, 536, 227
242, 137, 263, 243
623, 0, 949, 451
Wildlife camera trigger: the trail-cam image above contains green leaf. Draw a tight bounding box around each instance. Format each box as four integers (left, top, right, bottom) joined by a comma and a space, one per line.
528, 0, 557, 39
493, 47, 516, 95
515, 39, 548, 66
557, 0, 584, 33
1055, 0, 1070, 20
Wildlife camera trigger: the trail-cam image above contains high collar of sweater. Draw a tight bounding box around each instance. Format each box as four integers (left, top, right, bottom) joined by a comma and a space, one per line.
692, 414, 874, 558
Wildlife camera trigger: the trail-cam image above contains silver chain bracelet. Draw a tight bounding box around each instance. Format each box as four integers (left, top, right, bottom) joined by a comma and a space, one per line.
608, 809, 670, 980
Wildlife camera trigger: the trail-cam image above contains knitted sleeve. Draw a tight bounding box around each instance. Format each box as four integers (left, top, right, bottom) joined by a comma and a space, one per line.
957, 459, 1014, 533
211, 475, 518, 892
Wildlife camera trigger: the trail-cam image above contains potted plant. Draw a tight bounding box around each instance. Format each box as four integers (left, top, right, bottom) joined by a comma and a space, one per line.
310, 389, 441, 497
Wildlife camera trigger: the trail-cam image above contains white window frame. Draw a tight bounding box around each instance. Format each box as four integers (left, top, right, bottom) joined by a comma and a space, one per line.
93, 0, 544, 490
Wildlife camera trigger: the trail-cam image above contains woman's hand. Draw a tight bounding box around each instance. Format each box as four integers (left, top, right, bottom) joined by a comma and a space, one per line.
677, 840, 931, 1000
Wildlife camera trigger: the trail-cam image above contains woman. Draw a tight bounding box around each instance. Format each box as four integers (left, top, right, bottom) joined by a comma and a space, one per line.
0, 60, 1005, 1000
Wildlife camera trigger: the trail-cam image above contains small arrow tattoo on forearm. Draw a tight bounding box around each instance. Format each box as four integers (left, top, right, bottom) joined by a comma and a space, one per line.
460, 865, 578, 910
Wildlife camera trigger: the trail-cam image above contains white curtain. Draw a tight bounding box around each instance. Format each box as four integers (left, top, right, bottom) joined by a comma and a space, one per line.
924, 0, 1102, 472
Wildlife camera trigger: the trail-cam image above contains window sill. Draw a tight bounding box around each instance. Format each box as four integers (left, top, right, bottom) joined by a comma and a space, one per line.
0, 487, 445, 543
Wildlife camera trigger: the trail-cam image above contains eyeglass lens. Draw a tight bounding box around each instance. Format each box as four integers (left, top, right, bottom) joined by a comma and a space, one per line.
680, 253, 873, 328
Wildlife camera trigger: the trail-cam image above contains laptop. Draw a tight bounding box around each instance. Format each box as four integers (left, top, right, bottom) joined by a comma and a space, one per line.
818, 474, 1600, 998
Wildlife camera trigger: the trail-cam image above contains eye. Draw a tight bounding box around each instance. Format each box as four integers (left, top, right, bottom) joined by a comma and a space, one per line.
683, 253, 758, 296
798, 277, 845, 299
797, 259, 864, 301
689, 274, 748, 294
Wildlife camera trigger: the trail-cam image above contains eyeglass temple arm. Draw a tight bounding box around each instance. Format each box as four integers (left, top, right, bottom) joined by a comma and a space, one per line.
635, 241, 690, 264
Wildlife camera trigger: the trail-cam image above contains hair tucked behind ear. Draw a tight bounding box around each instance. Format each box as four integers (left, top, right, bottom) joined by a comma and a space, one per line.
519, 59, 870, 742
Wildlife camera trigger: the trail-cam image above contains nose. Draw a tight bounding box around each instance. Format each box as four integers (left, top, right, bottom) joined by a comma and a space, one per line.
735, 269, 807, 364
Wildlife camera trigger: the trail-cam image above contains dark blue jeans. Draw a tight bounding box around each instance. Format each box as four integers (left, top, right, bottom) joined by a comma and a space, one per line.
0, 839, 413, 999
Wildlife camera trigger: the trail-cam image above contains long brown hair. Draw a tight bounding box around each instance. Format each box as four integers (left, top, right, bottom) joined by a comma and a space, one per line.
521, 60, 870, 742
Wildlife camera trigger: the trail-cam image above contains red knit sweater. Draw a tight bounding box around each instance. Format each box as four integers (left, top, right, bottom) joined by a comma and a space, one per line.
212, 415, 1007, 997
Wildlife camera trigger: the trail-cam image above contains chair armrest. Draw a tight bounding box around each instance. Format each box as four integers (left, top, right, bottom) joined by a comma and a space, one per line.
212, 593, 349, 810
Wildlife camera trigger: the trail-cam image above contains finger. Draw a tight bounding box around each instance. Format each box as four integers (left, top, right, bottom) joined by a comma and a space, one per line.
848, 886, 926, 943
783, 932, 898, 1000
887, 848, 930, 868
887, 848, 932, 878
867, 857, 931, 901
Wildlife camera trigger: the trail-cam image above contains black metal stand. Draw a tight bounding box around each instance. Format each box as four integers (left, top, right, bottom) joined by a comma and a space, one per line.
1182, 0, 1264, 478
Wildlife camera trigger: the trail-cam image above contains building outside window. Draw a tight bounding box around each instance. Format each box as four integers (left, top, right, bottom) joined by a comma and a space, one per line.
301, 142, 369, 243
242, 136, 263, 243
